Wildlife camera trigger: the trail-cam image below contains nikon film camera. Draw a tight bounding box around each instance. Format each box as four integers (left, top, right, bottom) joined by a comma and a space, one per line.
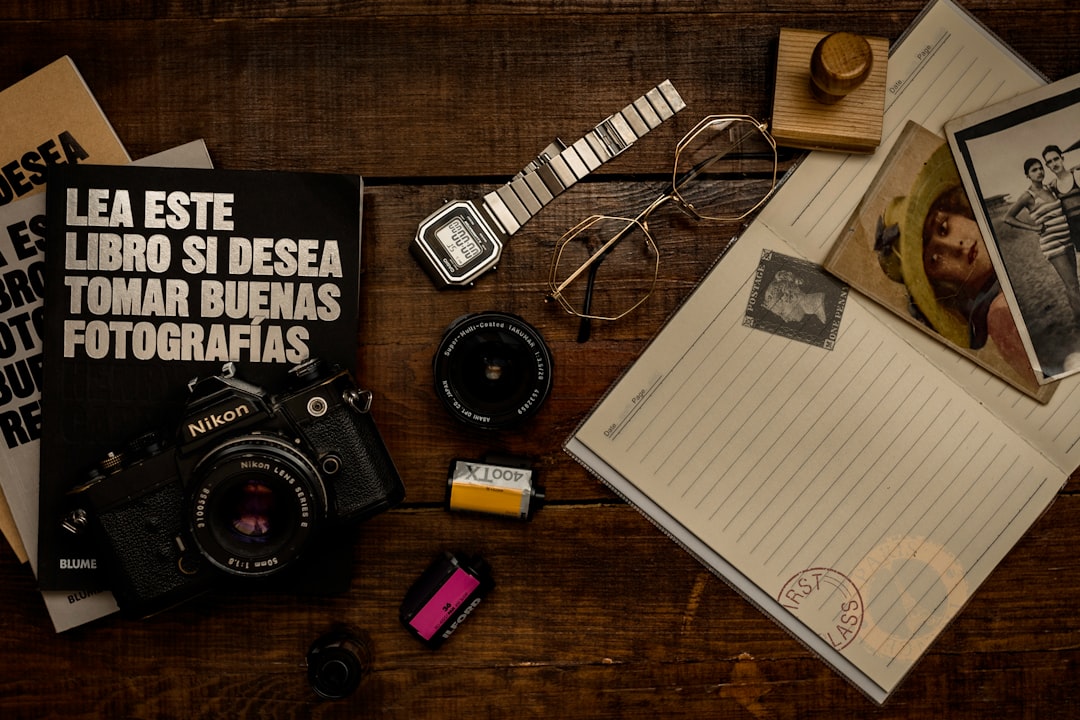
68, 359, 405, 617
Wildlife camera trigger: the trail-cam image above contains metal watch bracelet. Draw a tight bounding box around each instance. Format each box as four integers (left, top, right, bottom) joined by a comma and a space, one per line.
481, 79, 687, 237
411, 80, 685, 288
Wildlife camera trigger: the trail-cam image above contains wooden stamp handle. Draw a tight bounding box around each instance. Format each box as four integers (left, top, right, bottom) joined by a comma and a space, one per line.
809, 31, 873, 104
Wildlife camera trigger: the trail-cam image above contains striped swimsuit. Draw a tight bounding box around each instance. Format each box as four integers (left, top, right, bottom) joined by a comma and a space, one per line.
1026, 190, 1072, 259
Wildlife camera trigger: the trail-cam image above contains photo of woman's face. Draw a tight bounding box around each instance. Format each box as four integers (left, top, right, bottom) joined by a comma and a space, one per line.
1026, 162, 1045, 182
922, 207, 994, 297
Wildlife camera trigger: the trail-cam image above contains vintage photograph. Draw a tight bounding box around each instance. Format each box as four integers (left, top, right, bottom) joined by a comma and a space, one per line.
947, 71, 1080, 383
824, 121, 1052, 401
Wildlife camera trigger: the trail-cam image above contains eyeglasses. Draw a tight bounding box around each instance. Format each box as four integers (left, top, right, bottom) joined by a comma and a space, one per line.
546, 115, 778, 336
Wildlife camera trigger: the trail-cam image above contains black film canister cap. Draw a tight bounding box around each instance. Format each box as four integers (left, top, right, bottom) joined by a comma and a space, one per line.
307, 629, 372, 700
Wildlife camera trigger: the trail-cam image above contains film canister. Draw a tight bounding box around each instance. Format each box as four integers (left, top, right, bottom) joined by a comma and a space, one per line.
400, 552, 494, 648
445, 454, 544, 520
306, 627, 372, 700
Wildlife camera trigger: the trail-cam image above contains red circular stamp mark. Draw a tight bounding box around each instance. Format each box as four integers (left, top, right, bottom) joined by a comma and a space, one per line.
778, 567, 864, 650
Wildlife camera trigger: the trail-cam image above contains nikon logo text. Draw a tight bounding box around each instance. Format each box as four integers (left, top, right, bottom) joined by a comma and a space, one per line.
187, 403, 252, 437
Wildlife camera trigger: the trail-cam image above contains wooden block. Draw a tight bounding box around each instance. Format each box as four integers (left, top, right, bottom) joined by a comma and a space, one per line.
770, 28, 888, 153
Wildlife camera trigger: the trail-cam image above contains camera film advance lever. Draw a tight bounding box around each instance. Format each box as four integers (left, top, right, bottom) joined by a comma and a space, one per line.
411, 80, 686, 289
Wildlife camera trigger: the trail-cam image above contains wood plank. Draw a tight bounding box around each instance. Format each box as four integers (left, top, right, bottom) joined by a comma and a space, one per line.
0, 10, 1073, 172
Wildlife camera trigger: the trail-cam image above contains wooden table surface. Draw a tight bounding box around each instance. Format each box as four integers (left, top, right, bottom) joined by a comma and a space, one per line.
3, 1, 1079, 718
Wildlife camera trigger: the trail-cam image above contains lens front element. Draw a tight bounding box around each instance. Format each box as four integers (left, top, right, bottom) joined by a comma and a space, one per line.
190, 435, 328, 577
433, 312, 553, 429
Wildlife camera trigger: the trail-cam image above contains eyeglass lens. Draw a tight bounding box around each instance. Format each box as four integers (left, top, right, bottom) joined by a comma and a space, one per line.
673, 117, 777, 220
550, 116, 777, 323
551, 214, 659, 321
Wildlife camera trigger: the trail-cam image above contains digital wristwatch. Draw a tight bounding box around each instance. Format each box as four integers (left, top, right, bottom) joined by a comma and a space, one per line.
411, 80, 686, 289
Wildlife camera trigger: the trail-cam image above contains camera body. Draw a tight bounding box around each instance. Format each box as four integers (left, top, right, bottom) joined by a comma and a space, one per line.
72, 359, 405, 617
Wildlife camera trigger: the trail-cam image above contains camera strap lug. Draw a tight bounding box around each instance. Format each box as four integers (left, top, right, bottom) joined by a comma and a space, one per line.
343, 388, 373, 414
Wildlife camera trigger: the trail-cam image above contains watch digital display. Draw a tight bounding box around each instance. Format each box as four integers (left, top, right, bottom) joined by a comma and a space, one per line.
435, 216, 483, 268
411, 81, 685, 289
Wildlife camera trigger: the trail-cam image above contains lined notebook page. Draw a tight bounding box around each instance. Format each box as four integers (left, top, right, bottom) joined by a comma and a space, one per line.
568, 228, 1064, 699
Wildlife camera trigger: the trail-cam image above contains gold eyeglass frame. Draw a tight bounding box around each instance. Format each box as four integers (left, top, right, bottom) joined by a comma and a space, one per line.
547, 114, 778, 322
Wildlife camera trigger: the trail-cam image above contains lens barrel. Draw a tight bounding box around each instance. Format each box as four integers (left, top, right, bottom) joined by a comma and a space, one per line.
189, 435, 327, 577
307, 628, 372, 700
433, 312, 553, 429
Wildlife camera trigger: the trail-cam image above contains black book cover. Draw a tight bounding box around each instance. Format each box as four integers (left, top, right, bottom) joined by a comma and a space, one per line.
37, 165, 363, 590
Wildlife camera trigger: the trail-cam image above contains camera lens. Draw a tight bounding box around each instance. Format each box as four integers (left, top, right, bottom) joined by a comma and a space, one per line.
189, 435, 328, 577
433, 312, 553, 429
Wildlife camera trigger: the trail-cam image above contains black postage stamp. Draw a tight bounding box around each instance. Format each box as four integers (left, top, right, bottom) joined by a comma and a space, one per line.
744, 250, 848, 350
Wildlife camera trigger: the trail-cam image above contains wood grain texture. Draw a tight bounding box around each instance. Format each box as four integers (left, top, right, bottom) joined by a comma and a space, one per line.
771, 29, 888, 152
1, 1, 1079, 718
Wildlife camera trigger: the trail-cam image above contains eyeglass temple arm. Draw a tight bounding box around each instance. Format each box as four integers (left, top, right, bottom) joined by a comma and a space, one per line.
576, 261, 601, 343
550, 228, 628, 297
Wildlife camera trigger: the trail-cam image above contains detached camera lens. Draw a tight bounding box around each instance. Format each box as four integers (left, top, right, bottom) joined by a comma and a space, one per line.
433, 312, 553, 429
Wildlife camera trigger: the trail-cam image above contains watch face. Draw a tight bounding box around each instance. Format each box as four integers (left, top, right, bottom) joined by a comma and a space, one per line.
413, 201, 503, 288
434, 215, 485, 268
